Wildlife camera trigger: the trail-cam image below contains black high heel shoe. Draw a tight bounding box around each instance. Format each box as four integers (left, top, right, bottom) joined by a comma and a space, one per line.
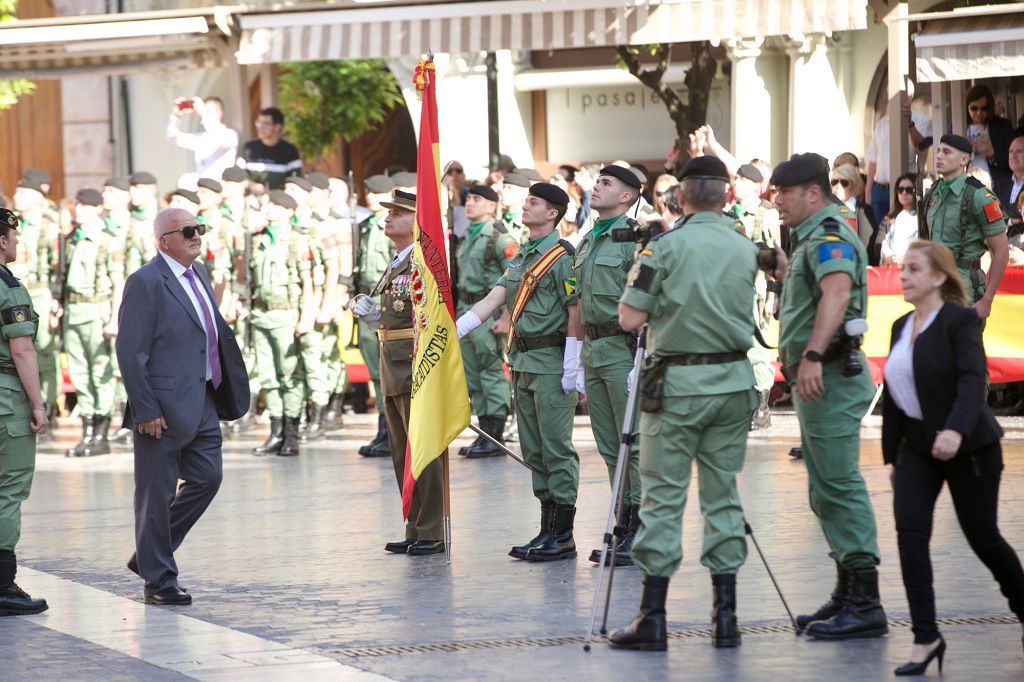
894, 637, 946, 676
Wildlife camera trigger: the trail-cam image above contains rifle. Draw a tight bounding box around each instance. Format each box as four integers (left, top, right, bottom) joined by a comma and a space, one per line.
348, 170, 361, 294
54, 227, 68, 350
241, 207, 254, 350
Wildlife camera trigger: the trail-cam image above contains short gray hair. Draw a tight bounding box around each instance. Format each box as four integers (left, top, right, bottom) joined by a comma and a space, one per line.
680, 178, 728, 212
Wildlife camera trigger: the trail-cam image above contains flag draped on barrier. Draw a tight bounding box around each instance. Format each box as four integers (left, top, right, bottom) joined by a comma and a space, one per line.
403, 57, 471, 519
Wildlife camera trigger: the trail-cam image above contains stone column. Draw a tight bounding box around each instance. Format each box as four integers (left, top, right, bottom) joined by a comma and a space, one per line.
727, 37, 770, 165
785, 34, 853, 161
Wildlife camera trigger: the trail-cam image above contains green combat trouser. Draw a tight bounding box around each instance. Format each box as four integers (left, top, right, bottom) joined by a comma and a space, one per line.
27, 288, 58, 405
65, 318, 115, 417
461, 323, 510, 418
631, 389, 754, 578
252, 311, 304, 419
300, 327, 332, 407
584, 360, 642, 506
323, 321, 347, 398
0, 389, 36, 551
358, 321, 383, 414
513, 371, 579, 505
793, 362, 880, 570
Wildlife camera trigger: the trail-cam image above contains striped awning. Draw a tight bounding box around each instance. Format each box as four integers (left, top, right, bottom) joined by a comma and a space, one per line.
236, 0, 868, 64
914, 10, 1024, 83
0, 15, 224, 80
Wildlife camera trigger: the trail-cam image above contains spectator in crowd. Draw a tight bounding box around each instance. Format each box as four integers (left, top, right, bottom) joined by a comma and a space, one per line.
833, 152, 860, 170
994, 135, 1024, 233
442, 160, 468, 208
166, 97, 239, 180
237, 107, 302, 194
651, 174, 677, 219
880, 173, 919, 266
865, 86, 932, 224
833, 163, 880, 263
662, 184, 683, 225
965, 85, 1016, 186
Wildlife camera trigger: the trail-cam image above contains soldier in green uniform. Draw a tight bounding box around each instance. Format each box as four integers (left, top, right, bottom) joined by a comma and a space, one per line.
609, 157, 763, 651
572, 165, 645, 566
11, 178, 59, 420
923, 134, 1009, 317
102, 177, 135, 444
455, 184, 519, 458
250, 191, 314, 457
730, 163, 782, 429
499, 172, 530, 244
63, 189, 124, 458
195, 178, 231, 305
456, 183, 581, 561
125, 172, 160, 278
772, 153, 887, 640
351, 190, 444, 556
0, 207, 50, 617
355, 175, 396, 457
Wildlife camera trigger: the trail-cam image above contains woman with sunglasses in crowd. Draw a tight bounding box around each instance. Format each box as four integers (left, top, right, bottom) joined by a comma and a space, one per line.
832, 163, 881, 264
965, 85, 1015, 187
881, 173, 919, 266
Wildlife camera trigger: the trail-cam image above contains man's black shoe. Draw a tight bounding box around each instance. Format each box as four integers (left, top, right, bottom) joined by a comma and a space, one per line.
788, 447, 803, 459
385, 539, 416, 554
144, 586, 192, 606
407, 540, 444, 555
127, 557, 139, 576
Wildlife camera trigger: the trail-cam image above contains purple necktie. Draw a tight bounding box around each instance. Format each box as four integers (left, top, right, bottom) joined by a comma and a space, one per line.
183, 268, 222, 389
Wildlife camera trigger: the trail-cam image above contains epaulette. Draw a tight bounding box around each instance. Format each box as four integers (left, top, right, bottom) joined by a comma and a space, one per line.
965, 176, 985, 190
0, 267, 21, 288
557, 238, 575, 256
493, 221, 507, 234
723, 208, 739, 220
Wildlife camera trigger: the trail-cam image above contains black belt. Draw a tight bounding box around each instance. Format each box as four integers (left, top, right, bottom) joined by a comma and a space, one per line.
0, 366, 18, 376
955, 257, 982, 270
513, 332, 565, 353
584, 321, 630, 340
661, 351, 747, 367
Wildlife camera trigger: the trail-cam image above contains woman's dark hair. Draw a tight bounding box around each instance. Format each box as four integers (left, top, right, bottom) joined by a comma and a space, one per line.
965, 85, 995, 122
889, 172, 917, 219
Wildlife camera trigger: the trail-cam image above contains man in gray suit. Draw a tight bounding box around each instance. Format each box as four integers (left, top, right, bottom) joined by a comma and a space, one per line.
116, 207, 249, 605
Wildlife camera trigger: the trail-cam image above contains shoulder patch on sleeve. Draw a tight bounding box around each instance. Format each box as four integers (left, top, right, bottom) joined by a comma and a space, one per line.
817, 241, 855, 263
627, 264, 656, 291
502, 243, 519, 259
1, 305, 30, 325
563, 276, 577, 296
984, 200, 1003, 222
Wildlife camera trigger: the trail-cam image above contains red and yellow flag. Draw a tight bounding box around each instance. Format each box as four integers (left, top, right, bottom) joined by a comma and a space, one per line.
403, 58, 471, 517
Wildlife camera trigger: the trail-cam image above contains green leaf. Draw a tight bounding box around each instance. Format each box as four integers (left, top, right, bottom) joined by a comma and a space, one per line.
0, 2, 36, 111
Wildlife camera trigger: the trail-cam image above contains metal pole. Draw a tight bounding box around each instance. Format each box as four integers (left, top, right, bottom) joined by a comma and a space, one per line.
443, 449, 452, 564
468, 423, 540, 474
744, 519, 798, 632
485, 52, 500, 171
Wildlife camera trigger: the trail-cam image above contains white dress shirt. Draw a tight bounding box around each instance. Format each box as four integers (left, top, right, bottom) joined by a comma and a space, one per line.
160, 252, 219, 381
885, 307, 940, 420
1010, 174, 1024, 207
389, 243, 415, 269
865, 110, 933, 182
166, 116, 239, 179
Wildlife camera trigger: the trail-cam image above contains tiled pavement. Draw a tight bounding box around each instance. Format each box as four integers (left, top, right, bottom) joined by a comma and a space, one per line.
2, 410, 1023, 680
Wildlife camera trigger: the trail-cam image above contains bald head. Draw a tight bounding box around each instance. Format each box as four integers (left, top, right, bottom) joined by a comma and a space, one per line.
154, 207, 203, 266
154, 207, 193, 238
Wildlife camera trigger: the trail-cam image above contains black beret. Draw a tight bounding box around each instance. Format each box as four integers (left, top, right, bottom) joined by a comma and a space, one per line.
528, 182, 569, 207
503, 172, 530, 188
75, 188, 103, 206
467, 184, 499, 202
769, 153, 830, 187
22, 168, 52, 185
599, 165, 644, 189
679, 156, 730, 182
365, 174, 395, 194
129, 171, 157, 186
268, 190, 297, 210
736, 163, 764, 183
221, 167, 248, 183
514, 168, 544, 182
103, 177, 131, 191
172, 188, 200, 205
284, 175, 312, 192
0, 207, 18, 228
17, 177, 44, 194
196, 177, 222, 193
390, 171, 417, 188
306, 172, 330, 190
939, 134, 972, 154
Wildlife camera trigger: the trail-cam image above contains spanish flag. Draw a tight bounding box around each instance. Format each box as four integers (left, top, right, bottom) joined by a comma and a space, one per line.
403, 58, 471, 517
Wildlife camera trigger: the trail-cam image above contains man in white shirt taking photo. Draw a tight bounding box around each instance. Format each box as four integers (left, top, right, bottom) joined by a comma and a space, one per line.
166, 97, 239, 180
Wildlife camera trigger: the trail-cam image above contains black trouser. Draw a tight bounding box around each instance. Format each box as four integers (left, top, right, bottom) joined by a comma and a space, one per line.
893, 420, 1024, 644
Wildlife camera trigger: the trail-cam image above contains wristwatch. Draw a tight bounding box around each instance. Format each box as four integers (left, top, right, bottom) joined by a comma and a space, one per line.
803, 350, 824, 363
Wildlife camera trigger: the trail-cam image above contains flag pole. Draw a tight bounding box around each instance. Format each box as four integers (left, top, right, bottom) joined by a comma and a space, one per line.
443, 448, 452, 564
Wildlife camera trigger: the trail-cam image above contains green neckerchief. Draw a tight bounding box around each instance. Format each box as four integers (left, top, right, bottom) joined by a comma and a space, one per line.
523, 234, 549, 254
591, 216, 620, 240
467, 220, 488, 241
69, 224, 84, 244
937, 175, 958, 194
263, 223, 284, 245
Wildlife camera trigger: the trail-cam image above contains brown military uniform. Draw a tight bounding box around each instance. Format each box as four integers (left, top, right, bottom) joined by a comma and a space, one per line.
374, 249, 443, 542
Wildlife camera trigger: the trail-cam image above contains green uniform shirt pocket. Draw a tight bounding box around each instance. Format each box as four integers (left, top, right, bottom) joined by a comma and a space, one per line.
592, 255, 628, 296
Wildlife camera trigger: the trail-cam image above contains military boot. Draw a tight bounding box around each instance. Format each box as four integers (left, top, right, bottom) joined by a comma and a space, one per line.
796, 565, 849, 630
466, 415, 506, 459
323, 393, 345, 431
359, 414, 390, 457
509, 502, 554, 560
589, 505, 638, 566
278, 416, 302, 457
750, 389, 771, 430
526, 504, 576, 562
0, 554, 48, 616
459, 424, 486, 456
503, 413, 518, 443
805, 567, 888, 640
65, 415, 94, 457
82, 415, 111, 456
253, 417, 285, 456
607, 575, 668, 651
711, 574, 741, 648
300, 403, 326, 442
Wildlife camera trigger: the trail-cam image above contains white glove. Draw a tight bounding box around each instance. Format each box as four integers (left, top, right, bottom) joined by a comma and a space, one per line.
576, 366, 587, 397
456, 311, 482, 339
352, 295, 381, 330
562, 337, 582, 395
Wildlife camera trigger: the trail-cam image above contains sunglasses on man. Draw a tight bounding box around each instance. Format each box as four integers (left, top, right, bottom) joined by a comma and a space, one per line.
161, 223, 206, 239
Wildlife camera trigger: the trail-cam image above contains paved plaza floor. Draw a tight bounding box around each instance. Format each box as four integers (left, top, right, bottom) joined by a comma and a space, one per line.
2, 409, 1023, 680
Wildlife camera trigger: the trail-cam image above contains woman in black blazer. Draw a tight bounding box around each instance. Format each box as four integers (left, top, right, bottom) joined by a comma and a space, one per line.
883, 240, 1024, 675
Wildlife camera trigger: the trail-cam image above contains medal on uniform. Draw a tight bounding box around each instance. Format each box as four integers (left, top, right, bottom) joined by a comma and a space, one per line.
393, 298, 406, 313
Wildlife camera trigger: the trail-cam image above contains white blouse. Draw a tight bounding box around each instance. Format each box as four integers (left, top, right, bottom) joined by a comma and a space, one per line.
885, 308, 940, 420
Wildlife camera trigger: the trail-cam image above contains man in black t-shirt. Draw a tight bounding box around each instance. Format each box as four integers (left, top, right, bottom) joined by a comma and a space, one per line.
237, 107, 302, 194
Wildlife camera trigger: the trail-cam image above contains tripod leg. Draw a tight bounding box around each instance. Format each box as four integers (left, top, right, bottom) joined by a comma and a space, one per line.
744, 519, 798, 631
